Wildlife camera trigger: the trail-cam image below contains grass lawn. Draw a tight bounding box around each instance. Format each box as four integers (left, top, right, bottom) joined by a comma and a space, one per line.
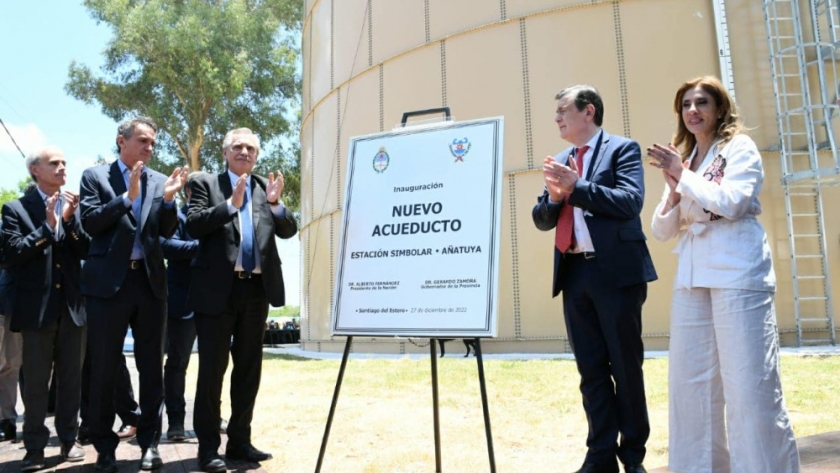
211, 353, 840, 472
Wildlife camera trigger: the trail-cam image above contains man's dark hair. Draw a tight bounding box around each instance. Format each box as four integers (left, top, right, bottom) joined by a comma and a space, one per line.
116, 116, 158, 153
556, 85, 604, 127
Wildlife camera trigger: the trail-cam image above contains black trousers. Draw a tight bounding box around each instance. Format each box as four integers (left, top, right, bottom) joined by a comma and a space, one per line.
194, 276, 268, 454
86, 268, 166, 453
561, 254, 650, 467
81, 352, 140, 429
164, 316, 196, 425
20, 306, 86, 450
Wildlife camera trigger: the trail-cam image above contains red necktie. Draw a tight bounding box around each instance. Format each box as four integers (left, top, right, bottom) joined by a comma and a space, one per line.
554, 146, 589, 252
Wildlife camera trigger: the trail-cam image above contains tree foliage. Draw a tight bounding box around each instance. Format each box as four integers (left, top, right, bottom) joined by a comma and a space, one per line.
66, 0, 302, 212
0, 178, 34, 206
0, 188, 18, 207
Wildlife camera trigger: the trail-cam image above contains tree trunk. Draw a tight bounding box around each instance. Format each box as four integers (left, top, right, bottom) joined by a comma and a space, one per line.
188, 129, 204, 171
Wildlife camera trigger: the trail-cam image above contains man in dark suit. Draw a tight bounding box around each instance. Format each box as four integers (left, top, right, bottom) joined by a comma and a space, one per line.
186, 128, 297, 472
160, 173, 200, 442
532, 86, 657, 473
1, 146, 91, 470
79, 116, 188, 472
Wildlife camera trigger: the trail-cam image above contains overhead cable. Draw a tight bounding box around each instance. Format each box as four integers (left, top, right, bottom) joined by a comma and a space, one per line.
0, 117, 26, 159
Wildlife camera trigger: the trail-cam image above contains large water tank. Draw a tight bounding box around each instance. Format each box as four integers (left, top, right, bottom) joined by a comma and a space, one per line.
299, 0, 840, 353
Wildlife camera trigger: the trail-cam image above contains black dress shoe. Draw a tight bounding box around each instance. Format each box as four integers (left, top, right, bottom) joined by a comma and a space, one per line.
225, 443, 272, 462
0, 418, 15, 441
21, 450, 45, 472
167, 423, 186, 442
60, 441, 86, 462
573, 462, 620, 473
624, 465, 647, 473
199, 451, 227, 473
94, 451, 118, 473
77, 426, 91, 444
141, 446, 163, 470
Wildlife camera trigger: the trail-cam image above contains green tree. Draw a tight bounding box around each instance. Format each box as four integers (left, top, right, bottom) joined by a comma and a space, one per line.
0, 178, 34, 206
66, 0, 302, 212
0, 188, 17, 207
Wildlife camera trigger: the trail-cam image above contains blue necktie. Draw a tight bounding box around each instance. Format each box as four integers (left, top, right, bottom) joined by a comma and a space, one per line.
240, 187, 256, 272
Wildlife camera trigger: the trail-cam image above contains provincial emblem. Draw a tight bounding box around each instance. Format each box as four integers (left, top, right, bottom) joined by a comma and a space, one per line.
373, 147, 390, 173
449, 138, 471, 162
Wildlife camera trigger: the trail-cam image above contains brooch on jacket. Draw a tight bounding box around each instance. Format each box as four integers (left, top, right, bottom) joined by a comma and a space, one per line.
702, 154, 727, 221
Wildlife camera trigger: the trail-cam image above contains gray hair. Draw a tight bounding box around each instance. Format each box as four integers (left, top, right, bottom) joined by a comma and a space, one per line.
222, 128, 261, 155
25, 151, 43, 175
116, 116, 158, 153
25, 146, 62, 182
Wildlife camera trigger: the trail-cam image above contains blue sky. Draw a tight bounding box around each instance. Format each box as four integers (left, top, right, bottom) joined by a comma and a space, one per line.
0, 2, 302, 306
0, 2, 115, 192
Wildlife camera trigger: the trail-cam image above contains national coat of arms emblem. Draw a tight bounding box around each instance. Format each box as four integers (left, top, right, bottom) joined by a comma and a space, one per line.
373, 147, 390, 173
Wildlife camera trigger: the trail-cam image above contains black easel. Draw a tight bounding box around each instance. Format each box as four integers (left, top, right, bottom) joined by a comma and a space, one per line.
314, 336, 496, 473
315, 108, 496, 472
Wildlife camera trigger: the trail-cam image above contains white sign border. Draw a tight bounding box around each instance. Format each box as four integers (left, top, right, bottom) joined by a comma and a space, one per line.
330, 117, 504, 338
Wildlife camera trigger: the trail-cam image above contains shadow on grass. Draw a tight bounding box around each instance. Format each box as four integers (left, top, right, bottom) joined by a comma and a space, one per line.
263, 353, 321, 362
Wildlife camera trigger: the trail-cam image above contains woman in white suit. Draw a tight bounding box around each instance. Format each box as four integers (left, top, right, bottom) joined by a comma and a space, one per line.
647, 76, 800, 473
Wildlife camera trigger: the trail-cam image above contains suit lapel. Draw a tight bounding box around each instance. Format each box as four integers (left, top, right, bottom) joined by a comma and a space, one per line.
693, 138, 723, 174
21, 191, 46, 228
109, 161, 127, 195
219, 173, 239, 237
21, 192, 54, 309
108, 161, 138, 227
585, 130, 609, 181
140, 173, 155, 233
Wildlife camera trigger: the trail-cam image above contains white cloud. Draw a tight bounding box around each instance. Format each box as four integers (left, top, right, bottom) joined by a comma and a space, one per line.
0, 122, 108, 192
0, 122, 47, 155
64, 154, 104, 193
0, 122, 43, 191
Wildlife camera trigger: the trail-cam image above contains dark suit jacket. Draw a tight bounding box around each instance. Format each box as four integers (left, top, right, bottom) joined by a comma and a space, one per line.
532, 130, 657, 297
186, 172, 298, 314
1, 190, 91, 331
160, 205, 198, 319
79, 161, 178, 299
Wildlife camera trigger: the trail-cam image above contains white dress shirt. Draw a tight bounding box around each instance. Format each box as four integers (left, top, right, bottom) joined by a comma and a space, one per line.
36, 188, 62, 238
225, 171, 287, 273
226, 170, 262, 273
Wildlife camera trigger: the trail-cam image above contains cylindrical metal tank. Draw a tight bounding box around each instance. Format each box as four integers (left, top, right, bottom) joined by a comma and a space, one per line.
300, 0, 840, 353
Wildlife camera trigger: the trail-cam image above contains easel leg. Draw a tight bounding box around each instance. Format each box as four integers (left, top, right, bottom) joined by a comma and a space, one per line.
315, 336, 353, 473
430, 339, 442, 472
474, 338, 497, 472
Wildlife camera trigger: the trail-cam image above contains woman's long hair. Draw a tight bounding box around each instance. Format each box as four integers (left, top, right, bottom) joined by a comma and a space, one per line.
672, 76, 744, 161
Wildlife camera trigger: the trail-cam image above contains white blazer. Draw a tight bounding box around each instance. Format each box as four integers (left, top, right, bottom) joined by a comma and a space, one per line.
651, 134, 776, 292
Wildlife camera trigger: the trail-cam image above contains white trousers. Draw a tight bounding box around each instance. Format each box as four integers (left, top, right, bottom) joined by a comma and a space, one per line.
668, 288, 800, 473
